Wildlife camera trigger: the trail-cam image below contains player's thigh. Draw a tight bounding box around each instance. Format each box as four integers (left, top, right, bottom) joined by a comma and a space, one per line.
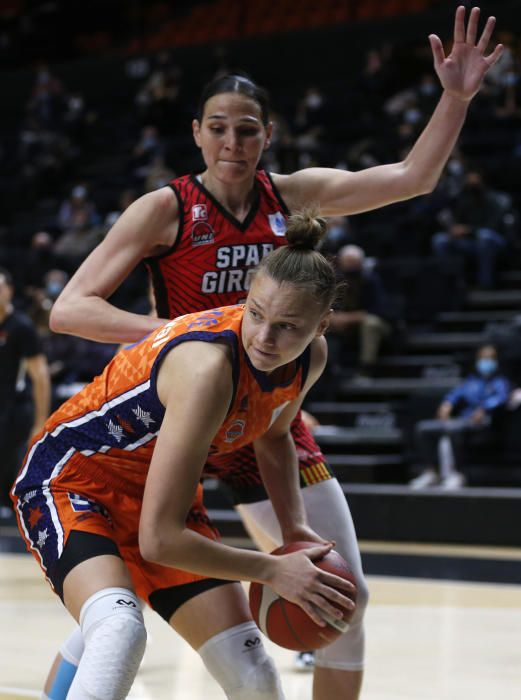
63, 553, 135, 621
169, 581, 253, 650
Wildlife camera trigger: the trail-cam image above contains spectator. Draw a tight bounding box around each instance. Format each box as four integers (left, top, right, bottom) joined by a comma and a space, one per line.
328, 245, 392, 378
57, 184, 99, 233
319, 216, 354, 256
431, 170, 509, 289
410, 344, 510, 490
0, 267, 50, 518
131, 125, 165, 181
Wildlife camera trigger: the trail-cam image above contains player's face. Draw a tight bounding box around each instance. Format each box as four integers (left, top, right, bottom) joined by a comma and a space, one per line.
192, 93, 272, 183
242, 272, 330, 374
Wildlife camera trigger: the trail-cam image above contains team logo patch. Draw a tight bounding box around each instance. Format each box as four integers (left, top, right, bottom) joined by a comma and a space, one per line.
191, 221, 215, 246
268, 212, 287, 237
68, 493, 113, 523
225, 419, 246, 443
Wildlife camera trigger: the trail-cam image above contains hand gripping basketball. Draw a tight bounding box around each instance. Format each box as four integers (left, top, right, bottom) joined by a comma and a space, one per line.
249, 541, 357, 651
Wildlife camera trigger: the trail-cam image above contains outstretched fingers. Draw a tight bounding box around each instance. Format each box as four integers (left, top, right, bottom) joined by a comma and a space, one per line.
429, 34, 445, 67
453, 5, 466, 44
477, 15, 496, 52
485, 42, 504, 67
465, 6, 480, 45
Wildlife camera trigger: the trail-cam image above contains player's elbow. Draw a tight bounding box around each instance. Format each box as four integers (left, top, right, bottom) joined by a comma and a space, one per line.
401, 161, 438, 197
139, 521, 180, 565
49, 298, 71, 334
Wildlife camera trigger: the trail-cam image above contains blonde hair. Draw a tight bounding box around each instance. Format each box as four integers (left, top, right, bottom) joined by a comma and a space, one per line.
256, 210, 337, 310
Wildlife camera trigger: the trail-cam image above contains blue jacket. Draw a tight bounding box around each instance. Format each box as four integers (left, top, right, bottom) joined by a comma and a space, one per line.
445, 373, 511, 417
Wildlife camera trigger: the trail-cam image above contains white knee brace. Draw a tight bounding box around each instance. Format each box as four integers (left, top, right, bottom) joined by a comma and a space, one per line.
66, 588, 147, 700
198, 621, 285, 699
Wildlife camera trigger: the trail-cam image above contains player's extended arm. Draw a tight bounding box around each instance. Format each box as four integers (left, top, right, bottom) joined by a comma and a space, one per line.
253, 336, 329, 544
277, 6, 503, 216
50, 187, 179, 343
25, 353, 51, 437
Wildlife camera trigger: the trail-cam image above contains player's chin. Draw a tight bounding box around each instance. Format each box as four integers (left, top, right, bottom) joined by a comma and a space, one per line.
248, 347, 279, 371
217, 161, 251, 179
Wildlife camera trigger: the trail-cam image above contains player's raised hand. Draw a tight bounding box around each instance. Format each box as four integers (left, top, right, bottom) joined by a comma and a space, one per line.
429, 5, 503, 102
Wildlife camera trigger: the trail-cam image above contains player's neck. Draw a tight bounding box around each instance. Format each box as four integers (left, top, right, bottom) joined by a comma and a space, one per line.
200, 171, 255, 221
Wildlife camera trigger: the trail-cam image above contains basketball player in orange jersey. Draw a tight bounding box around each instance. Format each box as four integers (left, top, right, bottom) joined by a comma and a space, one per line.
13, 215, 357, 700
44, 7, 502, 699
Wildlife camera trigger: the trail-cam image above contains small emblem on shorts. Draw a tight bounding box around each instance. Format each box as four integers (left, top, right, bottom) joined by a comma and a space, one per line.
28, 507, 44, 528
225, 419, 246, 443
36, 528, 49, 549
268, 212, 287, 237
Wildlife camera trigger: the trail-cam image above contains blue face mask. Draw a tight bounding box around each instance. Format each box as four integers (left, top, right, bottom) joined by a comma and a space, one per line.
476, 358, 497, 377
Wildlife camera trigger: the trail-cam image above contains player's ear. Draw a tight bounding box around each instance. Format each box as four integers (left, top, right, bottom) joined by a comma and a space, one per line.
192, 119, 202, 148
263, 121, 273, 150
316, 309, 332, 337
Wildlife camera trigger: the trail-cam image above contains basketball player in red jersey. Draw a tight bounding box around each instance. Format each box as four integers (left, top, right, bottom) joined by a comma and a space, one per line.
13, 216, 356, 699
45, 7, 502, 699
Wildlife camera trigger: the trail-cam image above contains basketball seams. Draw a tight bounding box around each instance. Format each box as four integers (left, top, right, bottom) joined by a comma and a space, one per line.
278, 599, 309, 651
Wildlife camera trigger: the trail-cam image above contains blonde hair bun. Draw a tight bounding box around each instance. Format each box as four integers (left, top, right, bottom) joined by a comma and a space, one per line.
285, 209, 327, 250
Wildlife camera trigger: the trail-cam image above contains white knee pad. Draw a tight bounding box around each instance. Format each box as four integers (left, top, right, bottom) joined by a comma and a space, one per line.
60, 625, 85, 665
239, 479, 369, 670
67, 588, 147, 700
198, 621, 285, 699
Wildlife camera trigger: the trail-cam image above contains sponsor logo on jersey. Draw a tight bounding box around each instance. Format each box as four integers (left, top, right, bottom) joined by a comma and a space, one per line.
201, 243, 274, 294
268, 211, 287, 237
191, 220, 215, 246
224, 419, 246, 443
192, 203, 208, 221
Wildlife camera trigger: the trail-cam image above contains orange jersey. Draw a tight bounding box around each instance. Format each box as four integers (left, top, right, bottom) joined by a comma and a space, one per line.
146, 171, 289, 318
14, 305, 310, 496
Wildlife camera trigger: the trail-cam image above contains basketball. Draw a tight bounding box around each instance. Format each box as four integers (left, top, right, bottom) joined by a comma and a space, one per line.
249, 541, 357, 651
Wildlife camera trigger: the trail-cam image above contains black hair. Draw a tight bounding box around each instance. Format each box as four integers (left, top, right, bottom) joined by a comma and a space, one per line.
198, 73, 271, 126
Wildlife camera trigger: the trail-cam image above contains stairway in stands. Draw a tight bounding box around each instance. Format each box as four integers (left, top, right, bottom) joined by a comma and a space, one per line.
206, 271, 521, 546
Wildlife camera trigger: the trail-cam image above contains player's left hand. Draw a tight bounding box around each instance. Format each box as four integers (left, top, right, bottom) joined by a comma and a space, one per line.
284, 524, 332, 547
429, 5, 503, 102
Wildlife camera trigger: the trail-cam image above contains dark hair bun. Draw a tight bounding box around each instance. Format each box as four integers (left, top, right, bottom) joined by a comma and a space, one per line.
285, 210, 328, 250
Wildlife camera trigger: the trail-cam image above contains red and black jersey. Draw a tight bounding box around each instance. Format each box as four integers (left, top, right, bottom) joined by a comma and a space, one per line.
145, 170, 290, 320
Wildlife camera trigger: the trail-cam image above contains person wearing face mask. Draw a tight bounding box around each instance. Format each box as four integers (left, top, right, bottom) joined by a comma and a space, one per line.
327, 245, 392, 379
431, 170, 509, 289
410, 344, 511, 490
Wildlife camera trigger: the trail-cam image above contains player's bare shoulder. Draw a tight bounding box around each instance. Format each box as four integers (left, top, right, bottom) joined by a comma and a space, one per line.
156, 338, 234, 406
135, 186, 180, 253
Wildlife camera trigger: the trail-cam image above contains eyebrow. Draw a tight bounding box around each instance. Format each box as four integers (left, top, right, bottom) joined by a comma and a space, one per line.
250, 298, 300, 319
206, 113, 260, 124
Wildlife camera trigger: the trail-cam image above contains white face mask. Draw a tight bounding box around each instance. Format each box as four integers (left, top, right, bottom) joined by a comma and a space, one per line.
306, 93, 323, 109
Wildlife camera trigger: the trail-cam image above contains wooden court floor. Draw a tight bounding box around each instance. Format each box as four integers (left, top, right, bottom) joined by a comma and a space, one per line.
1, 548, 521, 700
